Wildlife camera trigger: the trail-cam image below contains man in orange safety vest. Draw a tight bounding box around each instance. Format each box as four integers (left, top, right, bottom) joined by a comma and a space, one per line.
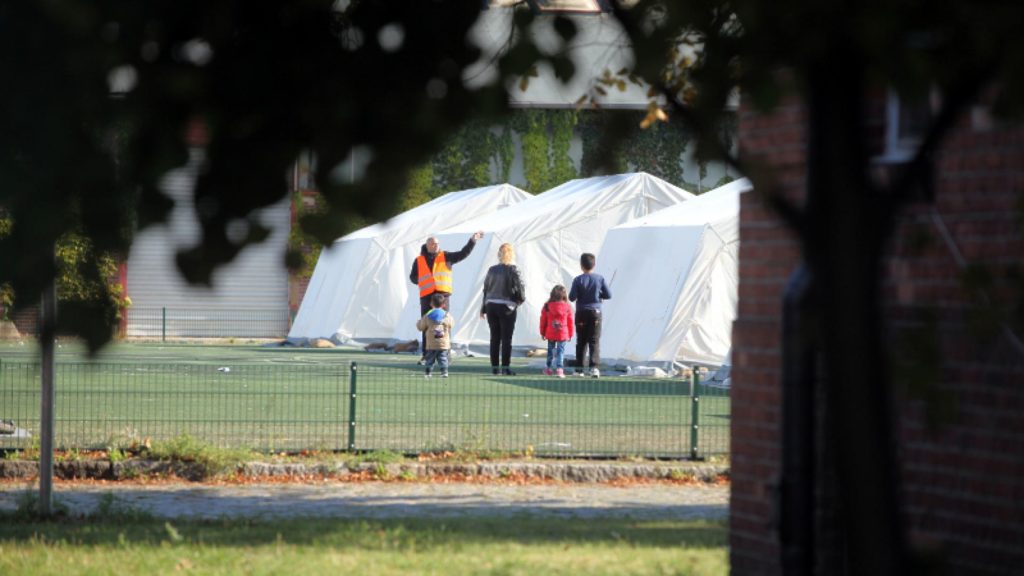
409, 231, 484, 363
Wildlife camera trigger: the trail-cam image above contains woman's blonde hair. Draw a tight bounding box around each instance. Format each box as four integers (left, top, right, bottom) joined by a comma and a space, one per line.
498, 243, 515, 265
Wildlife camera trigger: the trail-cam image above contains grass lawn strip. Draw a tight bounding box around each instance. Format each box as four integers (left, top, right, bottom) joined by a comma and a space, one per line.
0, 516, 727, 575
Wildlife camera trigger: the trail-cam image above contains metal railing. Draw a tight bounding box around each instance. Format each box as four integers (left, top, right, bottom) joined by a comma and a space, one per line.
123, 307, 290, 339
0, 360, 730, 458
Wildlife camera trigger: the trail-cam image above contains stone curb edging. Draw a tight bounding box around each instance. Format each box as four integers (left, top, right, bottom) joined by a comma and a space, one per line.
245, 461, 729, 483
0, 459, 728, 483
0, 460, 219, 482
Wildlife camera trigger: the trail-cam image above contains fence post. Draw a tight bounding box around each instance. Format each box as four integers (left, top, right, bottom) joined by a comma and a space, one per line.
347, 362, 357, 452
689, 368, 701, 460
161, 307, 166, 343
39, 279, 57, 516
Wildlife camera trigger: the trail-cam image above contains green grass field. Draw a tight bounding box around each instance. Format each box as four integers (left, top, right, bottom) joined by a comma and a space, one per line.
0, 342, 730, 458
0, 515, 728, 576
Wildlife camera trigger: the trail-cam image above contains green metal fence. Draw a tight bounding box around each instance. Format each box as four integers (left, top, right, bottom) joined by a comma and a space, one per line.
0, 359, 730, 458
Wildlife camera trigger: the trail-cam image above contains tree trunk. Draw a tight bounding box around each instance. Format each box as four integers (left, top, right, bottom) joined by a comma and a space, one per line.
779, 264, 817, 576
803, 51, 906, 574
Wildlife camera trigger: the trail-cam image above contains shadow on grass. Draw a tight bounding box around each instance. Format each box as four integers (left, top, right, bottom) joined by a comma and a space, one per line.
500, 378, 694, 397
357, 363, 701, 397
0, 515, 727, 550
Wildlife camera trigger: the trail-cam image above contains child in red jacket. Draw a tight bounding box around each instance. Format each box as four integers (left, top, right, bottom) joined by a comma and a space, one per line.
540, 285, 574, 378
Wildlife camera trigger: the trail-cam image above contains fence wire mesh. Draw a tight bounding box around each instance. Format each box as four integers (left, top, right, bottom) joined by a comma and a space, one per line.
0, 359, 729, 458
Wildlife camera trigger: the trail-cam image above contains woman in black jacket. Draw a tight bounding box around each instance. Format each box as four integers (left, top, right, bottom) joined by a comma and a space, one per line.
480, 242, 524, 375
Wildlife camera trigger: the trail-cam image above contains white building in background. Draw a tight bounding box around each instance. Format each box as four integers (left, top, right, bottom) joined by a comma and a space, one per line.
467, 3, 739, 191
125, 149, 292, 338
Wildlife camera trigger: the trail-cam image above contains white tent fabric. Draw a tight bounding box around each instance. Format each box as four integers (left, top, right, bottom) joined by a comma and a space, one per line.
393, 173, 695, 348
597, 178, 752, 367
288, 184, 531, 343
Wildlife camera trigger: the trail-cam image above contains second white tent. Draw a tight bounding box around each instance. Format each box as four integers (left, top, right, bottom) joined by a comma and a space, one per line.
598, 178, 751, 368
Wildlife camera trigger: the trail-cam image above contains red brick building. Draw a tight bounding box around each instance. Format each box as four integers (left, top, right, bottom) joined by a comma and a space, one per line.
730, 92, 1024, 573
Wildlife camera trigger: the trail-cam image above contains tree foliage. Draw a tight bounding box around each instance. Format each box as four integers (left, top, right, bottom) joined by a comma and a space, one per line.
0, 1, 536, 350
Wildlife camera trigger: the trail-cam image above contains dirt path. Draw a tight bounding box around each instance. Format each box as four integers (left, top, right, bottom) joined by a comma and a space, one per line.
0, 481, 729, 521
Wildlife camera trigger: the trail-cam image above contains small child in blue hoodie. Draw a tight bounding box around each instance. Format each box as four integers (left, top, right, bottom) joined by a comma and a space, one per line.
415, 292, 454, 378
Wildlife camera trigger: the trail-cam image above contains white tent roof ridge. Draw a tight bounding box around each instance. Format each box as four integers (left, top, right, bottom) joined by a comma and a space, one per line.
442, 173, 683, 235
376, 184, 523, 242
613, 178, 752, 229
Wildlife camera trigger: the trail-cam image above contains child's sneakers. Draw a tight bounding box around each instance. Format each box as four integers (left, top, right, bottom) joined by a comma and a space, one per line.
441, 371, 449, 378
424, 372, 432, 379
543, 368, 553, 376
556, 368, 565, 378
591, 368, 601, 378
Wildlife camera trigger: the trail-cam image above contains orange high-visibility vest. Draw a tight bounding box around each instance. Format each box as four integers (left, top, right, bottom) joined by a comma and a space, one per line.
416, 251, 452, 297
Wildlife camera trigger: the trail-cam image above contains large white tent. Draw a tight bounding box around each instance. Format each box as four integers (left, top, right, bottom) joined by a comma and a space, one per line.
597, 178, 751, 367
288, 184, 531, 343
393, 173, 695, 348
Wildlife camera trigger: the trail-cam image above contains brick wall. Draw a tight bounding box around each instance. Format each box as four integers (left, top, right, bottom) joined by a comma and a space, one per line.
731, 95, 1024, 574
886, 113, 1024, 573
730, 97, 807, 575
287, 188, 321, 329
5, 305, 38, 337
289, 274, 310, 324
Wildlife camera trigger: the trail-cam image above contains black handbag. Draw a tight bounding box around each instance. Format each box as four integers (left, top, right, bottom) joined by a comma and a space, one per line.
506, 265, 525, 305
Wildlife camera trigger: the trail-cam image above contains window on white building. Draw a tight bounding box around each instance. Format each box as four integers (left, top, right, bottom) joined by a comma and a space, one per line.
883, 89, 931, 162
873, 89, 936, 202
